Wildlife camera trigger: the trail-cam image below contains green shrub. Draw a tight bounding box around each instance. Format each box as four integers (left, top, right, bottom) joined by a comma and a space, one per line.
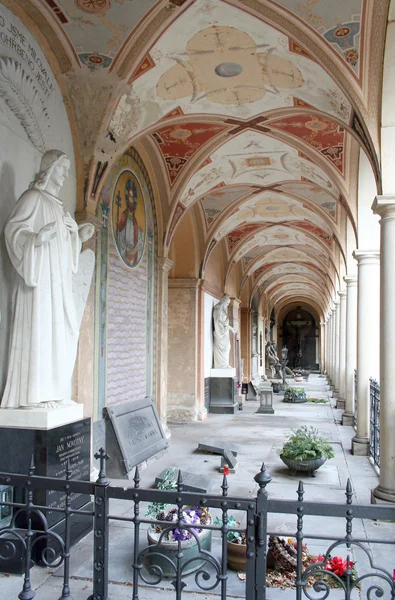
279, 426, 335, 461
283, 387, 307, 403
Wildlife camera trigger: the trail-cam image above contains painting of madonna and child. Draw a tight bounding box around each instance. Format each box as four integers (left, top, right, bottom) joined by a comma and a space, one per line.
112, 170, 146, 268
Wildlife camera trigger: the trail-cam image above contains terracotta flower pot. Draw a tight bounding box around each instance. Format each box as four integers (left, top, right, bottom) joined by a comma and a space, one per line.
227, 540, 247, 571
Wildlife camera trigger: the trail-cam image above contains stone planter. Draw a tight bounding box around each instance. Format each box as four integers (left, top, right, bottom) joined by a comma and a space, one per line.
227, 540, 247, 571
283, 388, 307, 403
280, 455, 327, 476
147, 526, 212, 577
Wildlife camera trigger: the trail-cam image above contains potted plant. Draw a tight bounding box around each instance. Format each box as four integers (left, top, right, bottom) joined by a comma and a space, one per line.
283, 387, 307, 403
215, 514, 246, 571
279, 426, 335, 475
145, 469, 212, 576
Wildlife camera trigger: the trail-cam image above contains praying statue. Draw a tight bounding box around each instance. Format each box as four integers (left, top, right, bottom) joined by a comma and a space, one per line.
213, 295, 236, 369
1, 150, 95, 410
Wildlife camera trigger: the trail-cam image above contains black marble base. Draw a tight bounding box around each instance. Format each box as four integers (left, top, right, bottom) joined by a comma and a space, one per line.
209, 377, 238, 414
0, 418, 92, 572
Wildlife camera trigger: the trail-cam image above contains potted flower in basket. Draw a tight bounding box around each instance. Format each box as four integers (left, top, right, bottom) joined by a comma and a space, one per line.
283, 387, 307, 403
145, 469, 212, 576
279, 426, 335, 476
215, 514, 246, 571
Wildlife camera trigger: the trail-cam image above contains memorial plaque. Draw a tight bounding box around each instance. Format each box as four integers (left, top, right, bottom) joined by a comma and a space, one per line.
104, 398, 168, 476
155, 469, 212, 493
198, 438, 240, 456
204, 378, 210, 409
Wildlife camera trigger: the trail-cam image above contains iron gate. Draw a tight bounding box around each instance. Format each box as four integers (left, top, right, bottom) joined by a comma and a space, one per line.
0, 448, 395, 600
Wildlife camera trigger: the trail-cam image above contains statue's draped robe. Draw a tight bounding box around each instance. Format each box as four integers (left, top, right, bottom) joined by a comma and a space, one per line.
213, 304, 231, 369
2, 188, 81, 407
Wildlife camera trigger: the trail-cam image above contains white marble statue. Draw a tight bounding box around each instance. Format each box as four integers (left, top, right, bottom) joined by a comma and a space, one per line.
1, 150, 95, 410
213, 295, 236, 369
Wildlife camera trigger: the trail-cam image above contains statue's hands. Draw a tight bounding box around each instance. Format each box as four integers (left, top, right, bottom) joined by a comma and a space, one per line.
34, 222, 57, 246
78, 223, 95, 243
63, 212, 78, 234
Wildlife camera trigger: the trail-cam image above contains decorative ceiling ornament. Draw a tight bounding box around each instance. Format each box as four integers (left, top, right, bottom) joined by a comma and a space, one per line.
0, 56, 49, 153
157, 26, 304, 105
75, 0, 111, 14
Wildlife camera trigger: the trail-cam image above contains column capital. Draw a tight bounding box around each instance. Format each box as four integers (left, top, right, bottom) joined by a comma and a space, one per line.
344, 275, 357, 287
372, 195, 395, 219
338, 290, 346, 298
352, 250, 380, 265
158, 257, 174, 273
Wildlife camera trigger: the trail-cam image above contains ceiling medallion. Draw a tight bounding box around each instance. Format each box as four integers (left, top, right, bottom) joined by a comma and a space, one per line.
75, 0, 111, 14
215, 63, 243, 78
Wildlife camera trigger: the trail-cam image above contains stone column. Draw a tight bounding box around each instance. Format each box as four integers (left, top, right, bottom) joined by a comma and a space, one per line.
351, 250, 380, 455
330, 306, 336, 385
372, 197, 395, 503
240, 308, 252, 381
336, 291, 347, 408
326, 310, 333, 379
320, 321, 326, 373
333, 300, 340, 393
156, 258, 174, 437
342, 275, 358, 426
167, 278, 200, 422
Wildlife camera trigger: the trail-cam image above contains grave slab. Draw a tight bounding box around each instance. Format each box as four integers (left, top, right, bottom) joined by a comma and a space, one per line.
197, 438, 240, 456
154, 469, 212, 493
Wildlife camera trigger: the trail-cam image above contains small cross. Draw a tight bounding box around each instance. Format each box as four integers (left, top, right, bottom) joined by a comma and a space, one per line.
94, 448, 110, 485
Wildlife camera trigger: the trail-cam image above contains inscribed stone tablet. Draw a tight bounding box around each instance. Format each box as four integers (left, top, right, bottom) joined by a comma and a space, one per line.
105, 398, 168, 474
198, 438, 240, 456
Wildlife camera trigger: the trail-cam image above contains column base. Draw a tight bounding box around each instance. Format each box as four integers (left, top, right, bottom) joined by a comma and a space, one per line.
351, 435, 370, 455
336, 398, 345, 410
371, 485, 395, 505
342, 411, 354, 426
162, 423, 172, 440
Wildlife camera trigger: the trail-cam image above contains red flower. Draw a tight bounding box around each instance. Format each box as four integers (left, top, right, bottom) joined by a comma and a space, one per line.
327, 556, 353, 577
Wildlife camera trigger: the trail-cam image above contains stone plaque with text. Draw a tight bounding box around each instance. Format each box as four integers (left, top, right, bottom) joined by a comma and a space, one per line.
104, 398, 168, 476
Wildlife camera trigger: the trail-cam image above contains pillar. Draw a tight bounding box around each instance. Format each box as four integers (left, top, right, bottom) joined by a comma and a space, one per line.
351, 250, 380, 456
320, 321, 326, 373
167, 278, 200, 423
372, 196, 395, 503
342, 275, 358, 426
333, 300, 340, 393
326, 310, 333, 379
156, 258, 174, 436
240, 308, 252, 381
336, 291, 347, 408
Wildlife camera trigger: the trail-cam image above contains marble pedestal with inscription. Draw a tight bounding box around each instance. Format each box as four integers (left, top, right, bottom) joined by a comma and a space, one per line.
0, 417, 92, 572
209, 369, 238, 414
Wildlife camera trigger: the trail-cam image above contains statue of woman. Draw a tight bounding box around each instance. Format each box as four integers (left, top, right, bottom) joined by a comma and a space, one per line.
1, 150, 94, 409
213, 295, 236, 369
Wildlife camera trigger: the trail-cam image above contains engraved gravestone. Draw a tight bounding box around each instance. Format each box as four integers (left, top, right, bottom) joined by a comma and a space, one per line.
155, 469, 212, 493
104, 398, 168, 477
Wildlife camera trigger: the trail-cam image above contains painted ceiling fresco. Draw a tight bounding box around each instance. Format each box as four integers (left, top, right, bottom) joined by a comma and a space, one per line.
277, 182, 339, 221
181, 130, 339, 208
109, 0, 352, 142
200, 185, 253, 227
269, 0, 364, 79
41, 0, 158, 69
150, 121, 228, 187
267, 114, 346, 175
213, 191, 332, 241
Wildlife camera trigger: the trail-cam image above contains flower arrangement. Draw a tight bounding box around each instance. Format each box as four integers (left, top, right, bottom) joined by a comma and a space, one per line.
279, 426, 335, 462
283, 387, 307, 403
309, 553, 358, 585
214, 514, 246, 545
146, 468, 212, 542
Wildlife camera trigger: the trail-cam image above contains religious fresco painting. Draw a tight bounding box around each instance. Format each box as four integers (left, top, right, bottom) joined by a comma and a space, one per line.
112, 170, 146, 269
95, 148, 157, 410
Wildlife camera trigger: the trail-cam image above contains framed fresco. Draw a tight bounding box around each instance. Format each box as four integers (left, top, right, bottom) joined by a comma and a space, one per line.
112, 169, 146, 268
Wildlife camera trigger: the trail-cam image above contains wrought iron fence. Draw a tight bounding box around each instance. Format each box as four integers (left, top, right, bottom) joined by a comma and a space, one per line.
0, 448, 394, 600
353, 369, 357, 429
369, 378, 380, 469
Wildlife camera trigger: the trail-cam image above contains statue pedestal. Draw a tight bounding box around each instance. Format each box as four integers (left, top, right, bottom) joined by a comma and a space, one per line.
209, 369, 238, 414
0, 412, 92, 573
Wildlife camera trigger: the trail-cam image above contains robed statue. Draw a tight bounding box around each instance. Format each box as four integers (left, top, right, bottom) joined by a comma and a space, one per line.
1, 150, 95, 409
213, 295, 236, 369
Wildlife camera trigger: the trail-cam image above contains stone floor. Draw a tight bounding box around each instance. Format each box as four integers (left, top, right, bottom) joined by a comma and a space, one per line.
1, 375, 395, 600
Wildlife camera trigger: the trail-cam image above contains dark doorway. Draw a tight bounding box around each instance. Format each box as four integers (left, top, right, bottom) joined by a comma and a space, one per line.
282, 307, 316, 369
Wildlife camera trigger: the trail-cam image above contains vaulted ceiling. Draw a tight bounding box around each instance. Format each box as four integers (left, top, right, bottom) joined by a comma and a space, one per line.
14, 0, 389, 314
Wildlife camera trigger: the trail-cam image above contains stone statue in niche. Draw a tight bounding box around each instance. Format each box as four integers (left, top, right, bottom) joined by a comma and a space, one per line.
213, 295, 236, 369
1, 150, 95, 410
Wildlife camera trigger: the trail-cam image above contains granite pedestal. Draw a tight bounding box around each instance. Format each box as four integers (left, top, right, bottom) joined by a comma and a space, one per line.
209, 370, 238, 414
0, 416, 92, 572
